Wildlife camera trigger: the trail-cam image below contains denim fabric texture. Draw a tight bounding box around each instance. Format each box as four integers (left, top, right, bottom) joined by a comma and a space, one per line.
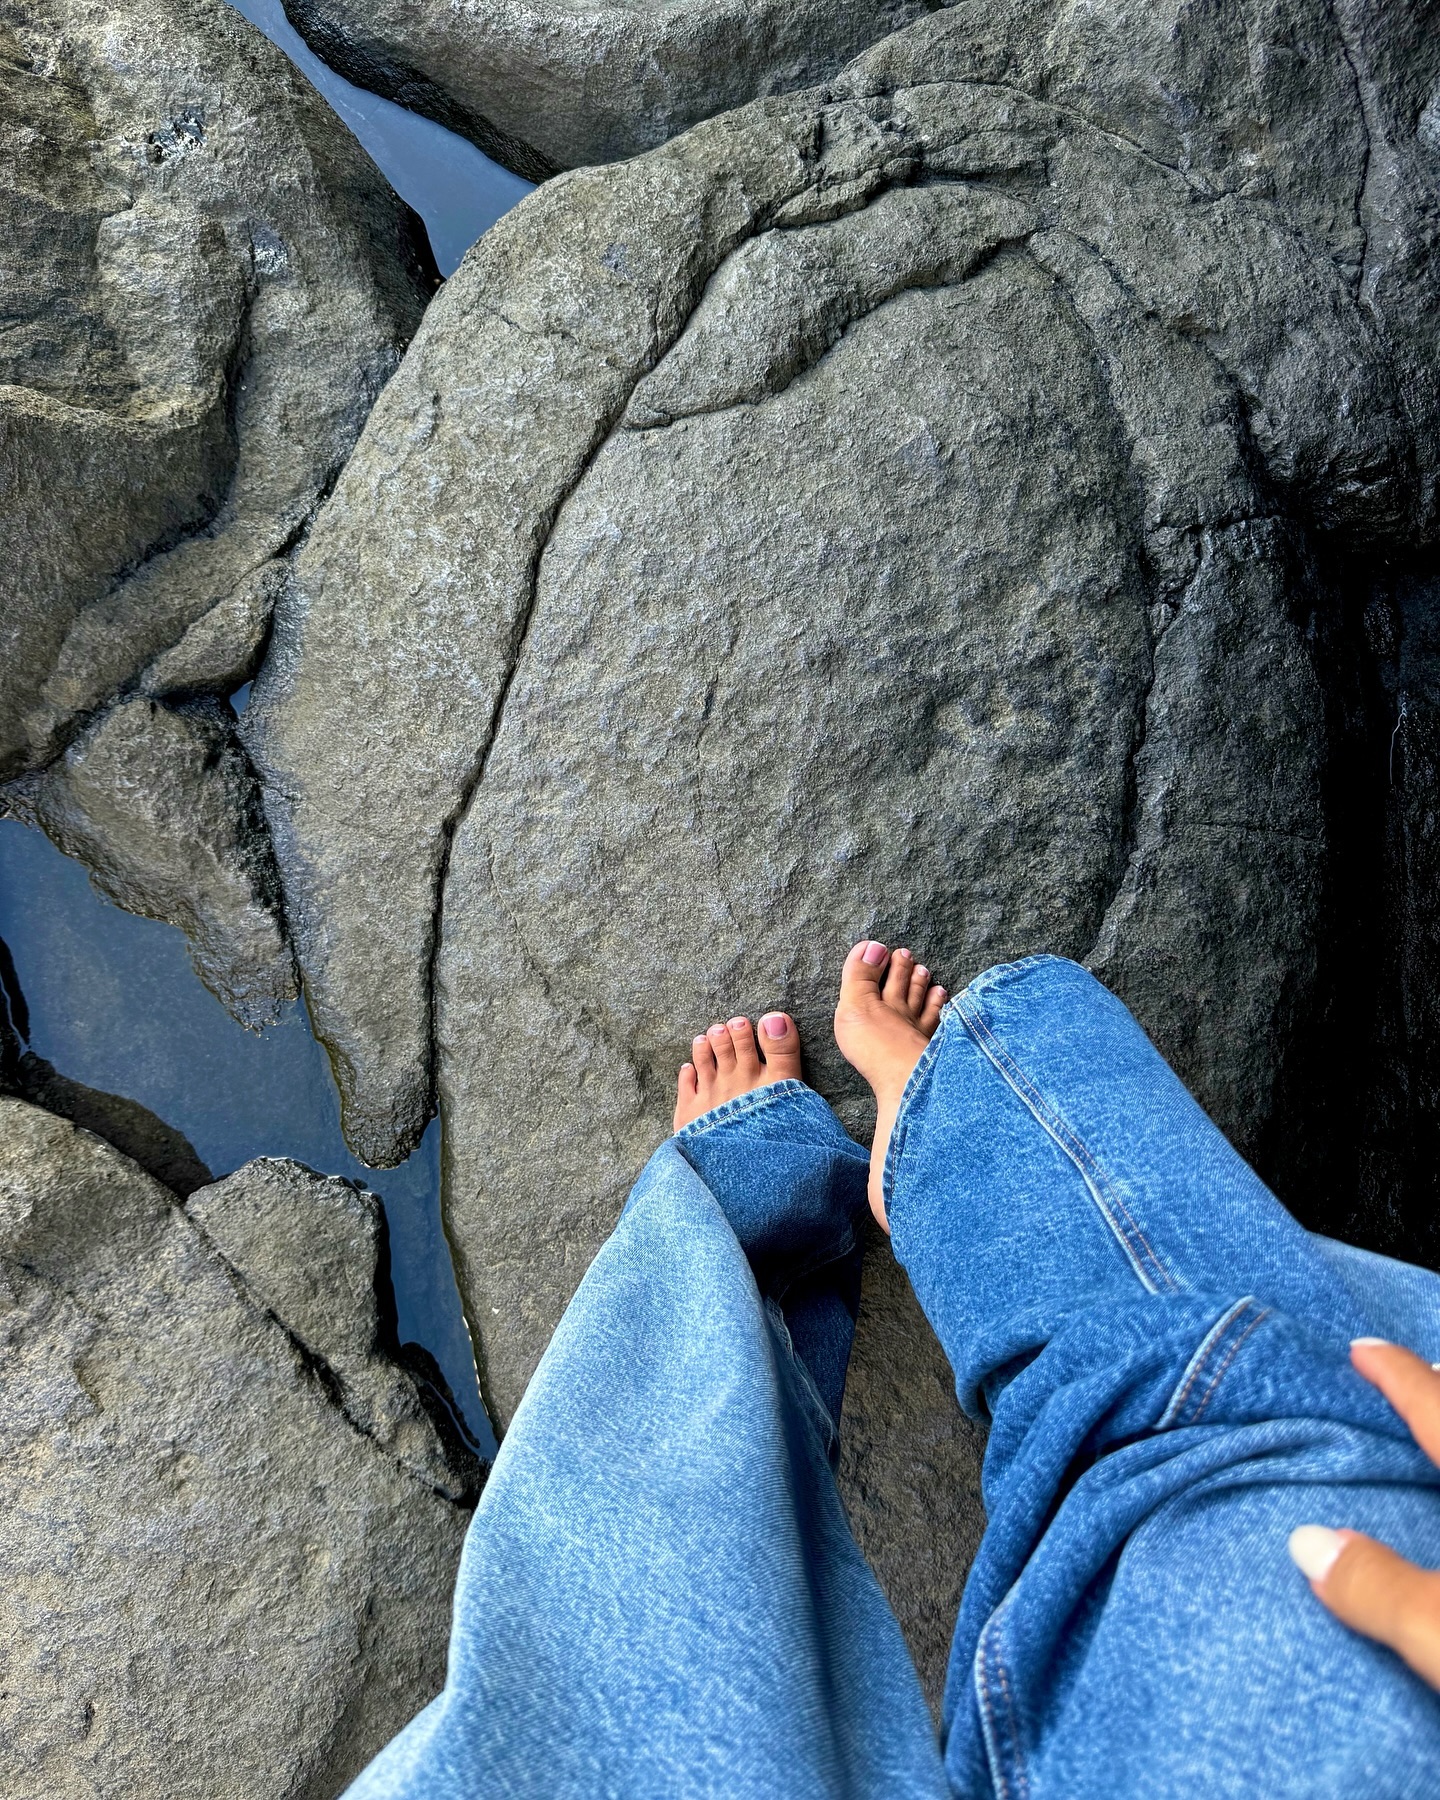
346, 957, 1440, 1799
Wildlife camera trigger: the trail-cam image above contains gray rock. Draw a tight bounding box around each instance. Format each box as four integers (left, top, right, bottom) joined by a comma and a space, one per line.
186, 1156, 482, 1501
0, 0, 433, 781
243, 0, 1438, 1677
0, 0, 433, 1020
7, 696, 295, 1029
283, 0, 935, 177
0, 1096, 471, 1799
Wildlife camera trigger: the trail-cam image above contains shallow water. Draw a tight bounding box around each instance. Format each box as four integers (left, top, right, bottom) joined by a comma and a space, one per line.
226, 0, 534, 275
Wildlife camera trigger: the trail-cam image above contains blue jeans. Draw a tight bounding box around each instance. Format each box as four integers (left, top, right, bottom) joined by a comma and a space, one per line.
347, 957, 1440, 1798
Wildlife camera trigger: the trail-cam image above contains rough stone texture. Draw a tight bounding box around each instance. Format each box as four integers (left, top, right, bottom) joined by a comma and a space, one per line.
243, 0, 1439, 1684
0, 1097, 472, 1800
5, 696, 295, 1028
0, 0, 434, 1023
187, 1156, 483, 1501
283, 0, 936, 178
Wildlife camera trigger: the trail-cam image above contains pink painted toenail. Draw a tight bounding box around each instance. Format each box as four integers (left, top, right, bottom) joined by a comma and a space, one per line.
728, 1017, 748, 1030
761, 1013, 789, 1038
862, 941, 888, 966
708, 1023, 727, 1038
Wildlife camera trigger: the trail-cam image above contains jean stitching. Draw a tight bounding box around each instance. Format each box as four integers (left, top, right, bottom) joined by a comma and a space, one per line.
975, 1595, 1028, 1800
957, 996, 1178, 1295
674, 1079, 815, 1141
1157, 1297, 1256, 1429
1189, 1307, 1270, 1424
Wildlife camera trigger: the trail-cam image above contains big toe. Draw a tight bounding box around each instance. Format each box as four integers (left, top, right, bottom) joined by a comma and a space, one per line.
759, 1012, 803, 1081
840, 939, 891, 1008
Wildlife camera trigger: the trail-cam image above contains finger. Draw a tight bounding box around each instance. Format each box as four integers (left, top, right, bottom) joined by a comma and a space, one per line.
1350, 1339, 1440, 1465
1291, 1526, 1440, 1691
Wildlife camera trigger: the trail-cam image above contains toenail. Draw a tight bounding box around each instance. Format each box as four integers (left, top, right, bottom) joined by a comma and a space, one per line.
761, 1013, 789, 1038
728, 1017, 748, 1030
862, 941, 888, 966
708, 1023, 727, 1038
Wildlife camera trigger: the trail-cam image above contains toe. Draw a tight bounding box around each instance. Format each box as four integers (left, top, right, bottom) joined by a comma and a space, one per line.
841, 939, 891, 1005
692, 1032, 716, 1092
728, 1016, 761, 1078
708, 1021, 737, 1073
882, 947, 914, 1007
673, 1063, 698, 1130
920, 984, 947, 1034
759, 1012, 804, 1081
908, 961, 931, 1018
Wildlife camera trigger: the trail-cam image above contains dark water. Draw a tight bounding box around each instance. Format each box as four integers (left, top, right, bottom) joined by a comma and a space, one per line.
227, 0, 533, 275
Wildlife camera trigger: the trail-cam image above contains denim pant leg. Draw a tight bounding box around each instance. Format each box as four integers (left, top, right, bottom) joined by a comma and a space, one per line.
886, 956, 1440, 1800
345, 1081, 948, 1800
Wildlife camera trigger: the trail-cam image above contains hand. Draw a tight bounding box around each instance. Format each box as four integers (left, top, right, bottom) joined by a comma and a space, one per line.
1288, 1338, 1440, 1689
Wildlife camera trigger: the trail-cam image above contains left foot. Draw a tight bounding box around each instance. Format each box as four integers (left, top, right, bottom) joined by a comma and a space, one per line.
673, 1012, 804, 1130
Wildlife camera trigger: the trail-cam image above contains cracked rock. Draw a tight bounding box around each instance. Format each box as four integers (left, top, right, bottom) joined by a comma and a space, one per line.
0, 1096, 472, 1799
186, 1156, 483, 1502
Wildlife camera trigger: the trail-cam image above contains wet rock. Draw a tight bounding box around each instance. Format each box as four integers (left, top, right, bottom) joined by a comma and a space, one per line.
0, 0, 434, 999
283, 0, 934, 178
243, 0, 1438, 1678
7, 696, 295, 1029
0, 1096, 471, 1799
187, 1156, 483, 1501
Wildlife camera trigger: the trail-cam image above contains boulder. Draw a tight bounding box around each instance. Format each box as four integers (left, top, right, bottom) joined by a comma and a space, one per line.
6, 697, 295, 1027
0, 1097, 475, 1799
281, 0, 935, 177
0, 0, 435, 1022
242, 0, 1438, 1682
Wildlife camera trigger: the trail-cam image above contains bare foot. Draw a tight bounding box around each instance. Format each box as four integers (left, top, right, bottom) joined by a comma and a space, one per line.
673, 1011, 805, 1131
833, 941, 946, 1228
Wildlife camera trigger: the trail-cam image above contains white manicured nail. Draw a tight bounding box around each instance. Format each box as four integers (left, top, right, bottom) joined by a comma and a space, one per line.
1351, 1337, 1389, 1348
1289, 1525, 1345, 1582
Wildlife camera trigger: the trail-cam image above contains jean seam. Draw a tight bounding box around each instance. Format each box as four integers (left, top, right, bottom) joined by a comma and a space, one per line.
975, 1591, 1029, 1800
1157, 1297, 1255, 1428
955, 993, 1179, 1296
1189, 1307, 1270, 1424
1157, 1297, 1270, 1429
673, 1078, 817, 1142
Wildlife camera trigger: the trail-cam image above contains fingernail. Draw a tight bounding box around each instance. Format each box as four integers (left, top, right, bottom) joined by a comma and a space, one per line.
1289, 1525, 1345, 1582
1352, 1337, 1390, 1348
862, 941, 889, 966
760, 1013, 789, 1038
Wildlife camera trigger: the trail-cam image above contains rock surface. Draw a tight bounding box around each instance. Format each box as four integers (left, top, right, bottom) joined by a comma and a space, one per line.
0, 1097, 472, 1799
187, 1155, 482, 1501
244, 0, 1439, 1677
283, 0, 935, 177
0, 0, 435, 1023
6, 697, 295, 1027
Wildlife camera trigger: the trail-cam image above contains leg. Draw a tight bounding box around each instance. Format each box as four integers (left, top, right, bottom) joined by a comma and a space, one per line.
345, 1016, 947, 1800
839, 949, 1440, 1799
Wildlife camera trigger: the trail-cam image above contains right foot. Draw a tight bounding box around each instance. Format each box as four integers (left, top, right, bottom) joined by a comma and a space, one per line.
673, 1012, 805, 1131
834, 941, 946, 1229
